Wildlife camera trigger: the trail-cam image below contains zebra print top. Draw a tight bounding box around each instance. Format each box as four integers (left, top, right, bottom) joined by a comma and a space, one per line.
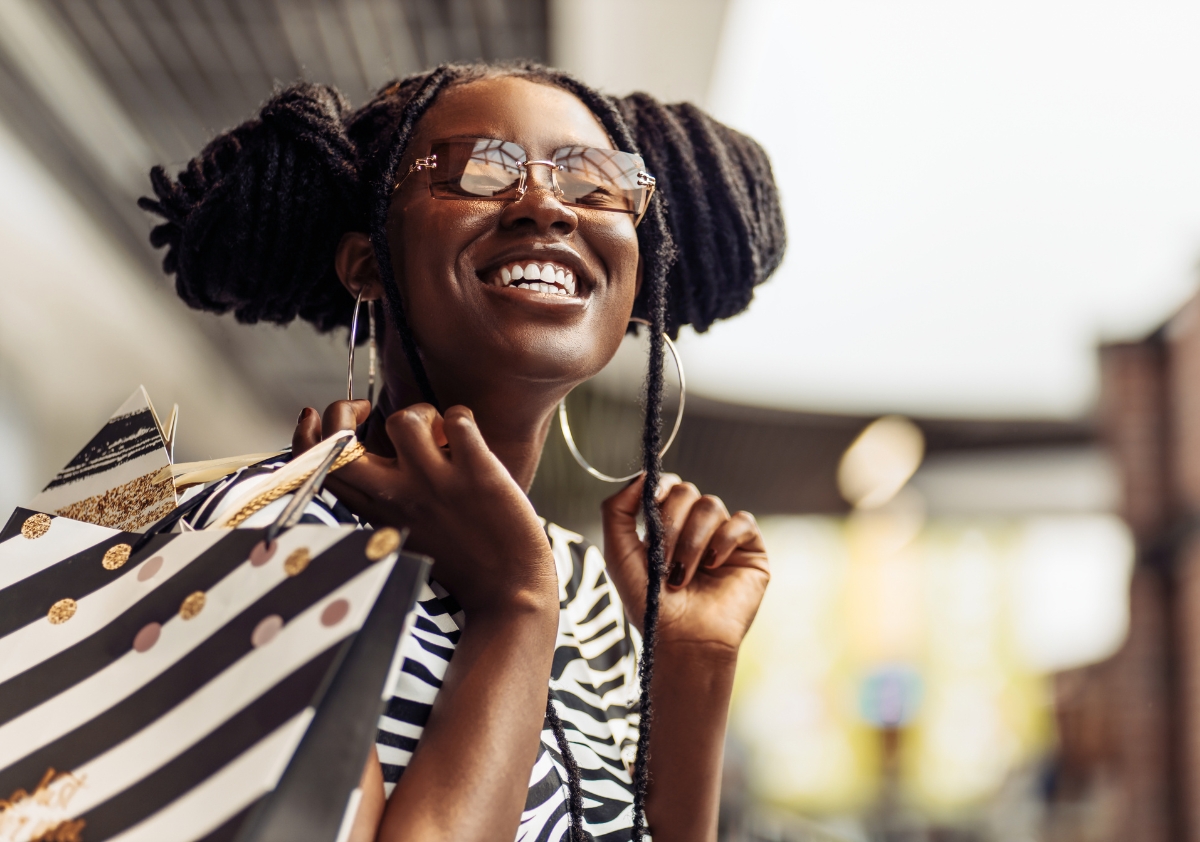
180, 455, 644, 841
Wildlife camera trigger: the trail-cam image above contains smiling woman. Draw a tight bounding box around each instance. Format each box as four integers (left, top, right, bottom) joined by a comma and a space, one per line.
138, 62, 785, 842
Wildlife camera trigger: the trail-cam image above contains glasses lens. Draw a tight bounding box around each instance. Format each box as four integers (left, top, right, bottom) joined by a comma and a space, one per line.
553, 147, 649, 216
429, 139, 525, 199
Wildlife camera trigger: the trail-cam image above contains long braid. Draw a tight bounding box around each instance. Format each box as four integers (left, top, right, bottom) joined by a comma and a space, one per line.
543, 71, 676, 840
631, 259, 670, 840
544, 695, 587, 840
366, 67, 453, 408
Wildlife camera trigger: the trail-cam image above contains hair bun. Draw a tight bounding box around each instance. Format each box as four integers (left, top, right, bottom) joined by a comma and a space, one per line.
138, 83, 360, 331
620, 93, 786, 335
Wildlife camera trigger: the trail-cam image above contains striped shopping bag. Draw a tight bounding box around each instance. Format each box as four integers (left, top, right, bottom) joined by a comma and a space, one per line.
0, 508, 428, 842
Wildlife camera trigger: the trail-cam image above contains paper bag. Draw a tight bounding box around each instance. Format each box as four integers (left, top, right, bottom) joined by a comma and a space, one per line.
0, 508, 428, 842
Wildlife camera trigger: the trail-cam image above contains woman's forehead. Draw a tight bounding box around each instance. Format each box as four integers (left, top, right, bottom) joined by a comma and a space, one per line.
410, 76, 615, 156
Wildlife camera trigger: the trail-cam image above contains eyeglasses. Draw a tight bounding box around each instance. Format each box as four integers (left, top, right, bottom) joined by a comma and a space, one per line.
396, 137, 657, 226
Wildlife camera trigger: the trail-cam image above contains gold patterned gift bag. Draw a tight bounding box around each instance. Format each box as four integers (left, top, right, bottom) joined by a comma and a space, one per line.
27, 387, 180, 532
0, 511, 428, 842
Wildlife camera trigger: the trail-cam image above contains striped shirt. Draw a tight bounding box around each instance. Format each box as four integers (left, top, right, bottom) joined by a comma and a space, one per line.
183, 456, 643, 840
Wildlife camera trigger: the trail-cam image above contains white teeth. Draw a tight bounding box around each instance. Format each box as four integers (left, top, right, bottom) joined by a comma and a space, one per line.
493, 262, 579, 295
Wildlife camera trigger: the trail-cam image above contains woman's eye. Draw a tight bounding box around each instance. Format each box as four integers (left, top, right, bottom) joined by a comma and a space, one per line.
571, 183, 618, 204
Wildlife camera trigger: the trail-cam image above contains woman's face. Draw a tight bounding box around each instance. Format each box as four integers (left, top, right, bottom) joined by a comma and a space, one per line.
385, 76, 641, 408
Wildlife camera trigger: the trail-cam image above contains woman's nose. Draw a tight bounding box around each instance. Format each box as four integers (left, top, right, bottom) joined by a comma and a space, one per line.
501, 166, 578, 233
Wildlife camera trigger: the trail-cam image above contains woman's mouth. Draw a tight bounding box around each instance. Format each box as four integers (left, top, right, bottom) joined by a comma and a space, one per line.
485, 261, 577, 296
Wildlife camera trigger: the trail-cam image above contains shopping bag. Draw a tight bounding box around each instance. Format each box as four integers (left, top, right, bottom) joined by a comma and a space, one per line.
27, 387, 179, 532
0, 508, 429, 842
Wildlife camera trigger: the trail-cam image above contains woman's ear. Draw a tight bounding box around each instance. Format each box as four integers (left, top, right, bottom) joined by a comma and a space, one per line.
335, 232, 386, 301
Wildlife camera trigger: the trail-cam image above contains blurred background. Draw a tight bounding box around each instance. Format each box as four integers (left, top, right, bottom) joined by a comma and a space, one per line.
2, 1, 1200, 839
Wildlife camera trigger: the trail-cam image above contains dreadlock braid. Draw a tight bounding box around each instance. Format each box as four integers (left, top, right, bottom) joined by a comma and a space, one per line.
140, 60, 784, 841
362, 67, 455, 408
618, 93, 786, 336
138, 83, 359, 331
544, 694, 587, 840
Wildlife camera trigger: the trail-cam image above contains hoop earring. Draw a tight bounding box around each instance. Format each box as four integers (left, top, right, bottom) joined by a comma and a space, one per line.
558, 317, 686, 483
347, 290, 377, 404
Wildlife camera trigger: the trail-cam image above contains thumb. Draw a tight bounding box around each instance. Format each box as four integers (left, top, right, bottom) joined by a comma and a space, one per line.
323, 400, 372, 438
601, 475, 649, 600
292, 407, 322, 455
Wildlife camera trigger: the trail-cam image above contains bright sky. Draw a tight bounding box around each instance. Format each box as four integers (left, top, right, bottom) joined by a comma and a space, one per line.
677, 0, 1200, 418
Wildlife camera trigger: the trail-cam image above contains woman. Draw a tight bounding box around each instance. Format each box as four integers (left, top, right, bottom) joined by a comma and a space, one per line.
140, 62, 785, 842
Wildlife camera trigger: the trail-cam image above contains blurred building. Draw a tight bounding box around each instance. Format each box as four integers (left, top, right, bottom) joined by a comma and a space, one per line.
1044, 293, 1200, 842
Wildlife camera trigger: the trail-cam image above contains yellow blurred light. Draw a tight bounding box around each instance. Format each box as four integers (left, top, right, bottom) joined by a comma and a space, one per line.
838, 416, 926, 509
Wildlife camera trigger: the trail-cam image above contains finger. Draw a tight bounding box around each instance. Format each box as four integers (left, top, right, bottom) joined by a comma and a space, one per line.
601, 474, 649, 596
657, 481, 701, 575
292, 407, 322, 455
440, 406, 495, 472
655, 473, 683, 502
384, 403, 447, 475
322, 400, 371, 438
321, 452, 406, 524
705, 511, 768, 570
667, 495, 730, 589
431, 413, 448, 449
603, 473, 644, 521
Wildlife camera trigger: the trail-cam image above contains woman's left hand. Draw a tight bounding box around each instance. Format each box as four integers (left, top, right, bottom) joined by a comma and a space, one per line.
602, 474, 769, 655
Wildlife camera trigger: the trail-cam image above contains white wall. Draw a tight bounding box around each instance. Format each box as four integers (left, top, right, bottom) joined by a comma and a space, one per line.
549, 0, 730, 105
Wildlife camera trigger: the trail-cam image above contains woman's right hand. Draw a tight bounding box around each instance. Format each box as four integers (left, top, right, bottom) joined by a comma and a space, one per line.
293, 400, 558, 619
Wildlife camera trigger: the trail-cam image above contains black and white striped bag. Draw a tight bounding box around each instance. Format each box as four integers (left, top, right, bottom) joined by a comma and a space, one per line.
0, 508, 428, 842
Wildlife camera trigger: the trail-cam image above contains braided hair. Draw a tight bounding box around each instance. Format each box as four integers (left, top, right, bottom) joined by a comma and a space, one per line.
139, 61, 785, 840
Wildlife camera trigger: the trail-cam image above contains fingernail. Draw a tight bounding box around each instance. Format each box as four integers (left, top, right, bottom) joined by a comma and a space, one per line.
296, 408, 308, 424
667, 562, 685, 587
702, 548, 716, 568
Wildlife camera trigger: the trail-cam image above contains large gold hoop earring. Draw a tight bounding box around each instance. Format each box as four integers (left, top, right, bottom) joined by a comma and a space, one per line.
558, 317, 686, 483
346, 289, 377, 404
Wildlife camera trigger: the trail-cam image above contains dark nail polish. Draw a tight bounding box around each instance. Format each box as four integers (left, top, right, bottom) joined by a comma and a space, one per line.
668, 562, 685, 587
296, 408, 308, 424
